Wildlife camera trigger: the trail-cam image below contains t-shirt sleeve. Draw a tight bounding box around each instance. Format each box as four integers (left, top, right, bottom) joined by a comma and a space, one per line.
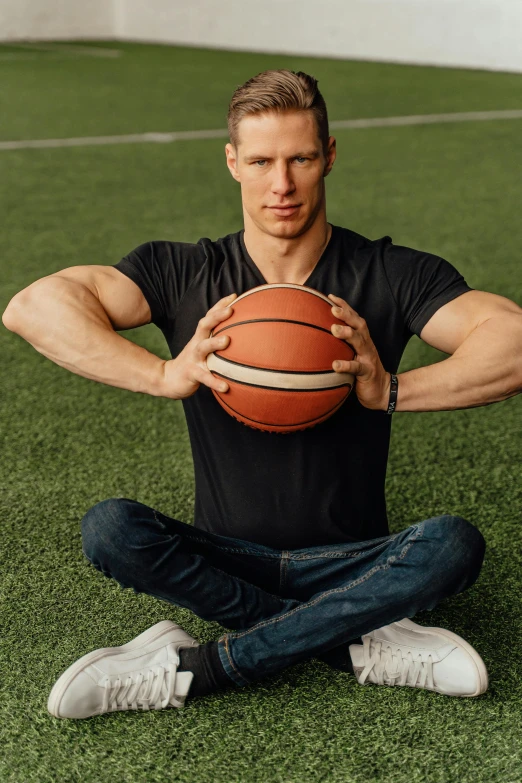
379, 236, 474, 337
112, 240, 205, 330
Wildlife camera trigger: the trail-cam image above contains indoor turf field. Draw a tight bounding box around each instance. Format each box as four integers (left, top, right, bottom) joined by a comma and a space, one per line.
0, 41, 521, 783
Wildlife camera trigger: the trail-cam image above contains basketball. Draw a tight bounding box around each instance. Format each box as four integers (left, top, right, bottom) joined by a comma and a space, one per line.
206, 284, 355, 433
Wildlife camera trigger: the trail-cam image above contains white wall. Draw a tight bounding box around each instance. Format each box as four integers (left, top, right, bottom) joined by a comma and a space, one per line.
119, 0, 522, 74
0, 0, 113, 41
1, 0, 521, 74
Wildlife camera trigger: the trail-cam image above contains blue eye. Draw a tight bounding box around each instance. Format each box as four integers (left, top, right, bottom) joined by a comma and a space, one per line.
253, 157, 307, 166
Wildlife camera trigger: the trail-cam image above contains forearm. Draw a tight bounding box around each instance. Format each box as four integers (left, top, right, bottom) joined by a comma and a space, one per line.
393, 315, 522, 412
2, 278, 166, 396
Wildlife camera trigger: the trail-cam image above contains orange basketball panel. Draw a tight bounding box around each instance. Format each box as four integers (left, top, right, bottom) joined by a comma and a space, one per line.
213, 286, 348, 336
211, 384, 350, 433
213, 379, 351, 426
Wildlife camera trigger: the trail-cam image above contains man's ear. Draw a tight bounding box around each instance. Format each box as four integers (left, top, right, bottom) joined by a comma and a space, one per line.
324, 137, 336, 177
225, 143, 241, 183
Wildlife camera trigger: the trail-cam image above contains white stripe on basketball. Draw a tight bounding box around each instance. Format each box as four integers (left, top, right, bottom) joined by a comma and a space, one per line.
206, 352, 354, 390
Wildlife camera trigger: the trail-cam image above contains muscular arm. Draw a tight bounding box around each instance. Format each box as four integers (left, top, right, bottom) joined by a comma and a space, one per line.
394, 313, 522, 412
393, 291, 522, 412
2, 271, 166, 397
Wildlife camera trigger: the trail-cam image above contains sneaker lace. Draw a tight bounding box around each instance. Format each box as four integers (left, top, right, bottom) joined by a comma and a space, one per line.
357, 637, 435, 689
101, 663, 182, 712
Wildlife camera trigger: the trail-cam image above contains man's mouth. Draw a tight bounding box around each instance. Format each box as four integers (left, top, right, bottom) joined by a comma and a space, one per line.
269, 205, 301, 215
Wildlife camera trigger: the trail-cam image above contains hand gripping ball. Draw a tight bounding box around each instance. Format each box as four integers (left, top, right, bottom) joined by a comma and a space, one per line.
206, 284, 355, 433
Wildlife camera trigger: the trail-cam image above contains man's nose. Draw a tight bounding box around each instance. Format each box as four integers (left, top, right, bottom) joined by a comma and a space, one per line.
271, 164, 296, 194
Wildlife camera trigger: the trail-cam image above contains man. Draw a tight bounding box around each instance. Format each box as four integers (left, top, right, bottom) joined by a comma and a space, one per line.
3, 69, 522, 720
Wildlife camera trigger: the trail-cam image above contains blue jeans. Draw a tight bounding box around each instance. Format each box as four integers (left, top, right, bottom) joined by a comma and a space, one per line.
81, 499, 485, 688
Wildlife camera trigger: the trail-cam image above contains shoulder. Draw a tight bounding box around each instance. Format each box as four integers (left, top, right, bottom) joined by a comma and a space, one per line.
333, 225, 393, 257
334, 224, 383, 245
196, 229, 243, 256
124, 239, 206, 263
117, 230, 244, 276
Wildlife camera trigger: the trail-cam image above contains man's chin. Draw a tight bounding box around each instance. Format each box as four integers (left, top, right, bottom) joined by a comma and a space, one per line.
262, 214, 306, 237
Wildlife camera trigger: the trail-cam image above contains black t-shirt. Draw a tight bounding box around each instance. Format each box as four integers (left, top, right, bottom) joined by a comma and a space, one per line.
112, 224, 472, 549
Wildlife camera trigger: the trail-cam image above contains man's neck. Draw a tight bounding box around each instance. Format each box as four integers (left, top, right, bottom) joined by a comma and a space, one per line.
243, 220, 332, 286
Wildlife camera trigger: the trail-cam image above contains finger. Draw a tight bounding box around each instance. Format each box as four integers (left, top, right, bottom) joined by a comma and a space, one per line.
194, 364, 229, 393
331, 323, 363, 352
204, 293, 237, 329
331, 323, 357, 339
215, 292, 238, 307
197, 303, 234, 337
328, 294, 365, 327
328, 293, 351, 311
333, 359, 364, 376
197, 333, 230, 359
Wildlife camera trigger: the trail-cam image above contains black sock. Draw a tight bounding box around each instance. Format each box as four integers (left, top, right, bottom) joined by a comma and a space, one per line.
178, 641, 235, 699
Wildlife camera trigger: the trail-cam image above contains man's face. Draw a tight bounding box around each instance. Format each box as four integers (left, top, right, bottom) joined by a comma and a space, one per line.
225, 110, 336, 239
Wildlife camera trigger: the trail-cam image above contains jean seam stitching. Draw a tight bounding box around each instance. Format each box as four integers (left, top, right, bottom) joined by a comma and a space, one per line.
225, 523, 424, 642
223, 635, 250, 685
290, 544, 390, 561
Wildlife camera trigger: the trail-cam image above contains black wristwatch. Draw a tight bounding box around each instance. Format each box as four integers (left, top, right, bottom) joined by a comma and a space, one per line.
386, 374, 399, 414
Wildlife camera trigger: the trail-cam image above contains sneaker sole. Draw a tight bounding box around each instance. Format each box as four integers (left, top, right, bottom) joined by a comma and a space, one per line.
47, 620, 198, 718
394, 618, 488, 696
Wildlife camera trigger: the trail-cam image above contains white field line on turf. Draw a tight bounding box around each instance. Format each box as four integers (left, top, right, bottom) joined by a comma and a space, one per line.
1, 109, 522, 152
4, 42, 122, 58
0, 53, 91, 61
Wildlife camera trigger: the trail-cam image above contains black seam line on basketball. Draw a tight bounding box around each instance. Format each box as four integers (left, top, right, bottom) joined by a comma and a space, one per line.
212, 354, 351, 375
214, 388, 349, 428
213, 319, 339, 336
211, 372, 352, 392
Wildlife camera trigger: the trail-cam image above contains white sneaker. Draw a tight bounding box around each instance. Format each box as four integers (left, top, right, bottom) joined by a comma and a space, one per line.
349, 617, 488, 697
48, 620, 200, 719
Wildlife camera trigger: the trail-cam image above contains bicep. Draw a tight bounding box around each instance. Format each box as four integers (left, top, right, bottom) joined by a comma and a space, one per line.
51, 265, 152, 331
420, 290, 522, 354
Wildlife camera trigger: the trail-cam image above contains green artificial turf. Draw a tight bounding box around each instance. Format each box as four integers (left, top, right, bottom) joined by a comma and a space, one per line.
1, 41, 521, 783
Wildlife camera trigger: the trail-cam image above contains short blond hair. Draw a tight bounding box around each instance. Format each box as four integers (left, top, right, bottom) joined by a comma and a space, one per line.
227, 69, 330, 157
